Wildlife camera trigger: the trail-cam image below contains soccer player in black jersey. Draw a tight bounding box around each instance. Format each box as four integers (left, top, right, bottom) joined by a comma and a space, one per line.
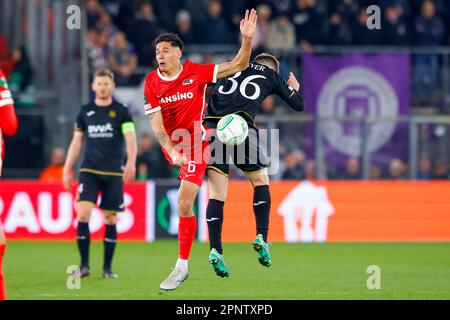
63, 69, 137, 279
203, 53, 304, 277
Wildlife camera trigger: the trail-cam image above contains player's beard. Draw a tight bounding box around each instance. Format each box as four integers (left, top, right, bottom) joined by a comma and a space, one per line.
97, 90, 112, 100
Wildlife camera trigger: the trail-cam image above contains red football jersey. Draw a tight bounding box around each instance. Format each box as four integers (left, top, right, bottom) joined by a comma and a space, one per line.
144, 60, 218, 147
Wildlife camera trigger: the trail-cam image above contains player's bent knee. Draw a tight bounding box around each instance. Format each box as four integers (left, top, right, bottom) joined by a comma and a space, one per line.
77, 212, 91, 223
248, 173, 270, 188
178, 199, 194, 217
104, 213, 118, 225
76, 202, 94, 223
209, 192, 227, 202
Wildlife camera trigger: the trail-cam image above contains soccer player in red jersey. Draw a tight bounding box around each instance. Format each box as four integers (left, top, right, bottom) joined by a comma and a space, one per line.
0, 68, 18, 300
144, 9, 257, 290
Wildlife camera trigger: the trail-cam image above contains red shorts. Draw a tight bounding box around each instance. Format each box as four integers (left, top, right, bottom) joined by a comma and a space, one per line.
162, 141, 210, 187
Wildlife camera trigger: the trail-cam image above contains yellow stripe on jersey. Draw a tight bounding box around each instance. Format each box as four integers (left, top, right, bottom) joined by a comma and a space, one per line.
80, 168, 123, 176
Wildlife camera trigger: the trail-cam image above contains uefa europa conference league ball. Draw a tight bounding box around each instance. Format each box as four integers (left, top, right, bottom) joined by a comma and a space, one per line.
217, 114, 249, 146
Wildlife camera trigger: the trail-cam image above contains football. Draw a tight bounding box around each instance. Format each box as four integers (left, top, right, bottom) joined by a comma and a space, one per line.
216, 113, 249, 146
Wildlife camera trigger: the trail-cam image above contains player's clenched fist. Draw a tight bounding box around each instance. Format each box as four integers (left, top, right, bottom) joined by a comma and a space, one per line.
287, 72, 300, 92
240, 9, 258, 39
170, 149, 187, 167
62, 168, 76, 191
122, 161, 136, 183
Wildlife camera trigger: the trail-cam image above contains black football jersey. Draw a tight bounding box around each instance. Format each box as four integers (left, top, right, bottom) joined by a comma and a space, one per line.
75, 101, 133, 174
205, 61, 304, 127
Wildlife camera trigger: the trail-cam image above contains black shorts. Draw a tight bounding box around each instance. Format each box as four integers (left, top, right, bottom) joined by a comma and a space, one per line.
206, 124, 269, 176
77, 171, 124, 213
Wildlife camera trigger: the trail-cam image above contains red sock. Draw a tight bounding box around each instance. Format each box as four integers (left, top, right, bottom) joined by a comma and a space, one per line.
0, 244, 6, 300
178, 216, 197, 260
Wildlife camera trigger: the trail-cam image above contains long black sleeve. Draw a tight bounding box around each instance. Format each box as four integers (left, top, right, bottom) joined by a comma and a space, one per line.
272, 71, 304, 112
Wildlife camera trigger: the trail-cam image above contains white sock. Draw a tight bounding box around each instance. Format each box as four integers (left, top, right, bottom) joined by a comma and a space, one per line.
175, 258, 188, 272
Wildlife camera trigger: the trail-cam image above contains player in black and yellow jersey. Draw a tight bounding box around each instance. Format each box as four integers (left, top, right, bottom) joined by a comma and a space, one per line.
63, 69, 137, 279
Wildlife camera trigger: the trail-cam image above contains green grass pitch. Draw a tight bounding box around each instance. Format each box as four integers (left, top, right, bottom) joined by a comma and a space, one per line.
4, 241, 450, 300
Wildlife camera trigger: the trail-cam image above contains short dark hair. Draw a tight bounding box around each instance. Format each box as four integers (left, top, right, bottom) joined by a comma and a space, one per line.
93, 68, 115, 81
154, 33, 183, 51
254, 53, 280, 73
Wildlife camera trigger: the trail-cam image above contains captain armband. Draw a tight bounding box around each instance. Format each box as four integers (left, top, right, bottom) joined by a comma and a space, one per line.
121, 122, 136, 134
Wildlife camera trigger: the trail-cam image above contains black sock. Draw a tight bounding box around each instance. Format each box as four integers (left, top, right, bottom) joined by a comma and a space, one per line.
103, 224, 117, 271
206, 199, 224, 254
76, 222, 90, 267
253, 185, 271, 242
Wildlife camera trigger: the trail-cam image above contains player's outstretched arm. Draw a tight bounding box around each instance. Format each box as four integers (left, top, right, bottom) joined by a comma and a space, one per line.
148, 110, 187, 167
123, 130, 137, 183
63, 131, 84, 190
216, 9, 257, 79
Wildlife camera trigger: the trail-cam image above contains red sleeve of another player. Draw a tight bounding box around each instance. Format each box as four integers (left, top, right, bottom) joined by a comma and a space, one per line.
0, 105, 18, 136
0, 70, 18, 136
191, 62, 219, 85
143, 75, 161, 115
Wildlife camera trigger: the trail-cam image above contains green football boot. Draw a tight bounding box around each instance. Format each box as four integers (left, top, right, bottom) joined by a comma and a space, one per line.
252, 234, 271, 267
208, 248, 231, 278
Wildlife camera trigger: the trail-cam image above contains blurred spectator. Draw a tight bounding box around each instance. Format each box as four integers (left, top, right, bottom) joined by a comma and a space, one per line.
253, 4, 272, 50
136, 162, 149, 181
175, 10, 195, 45
8, 46, 33, 97
96, 13, 118, 44
304, 158, 335, 180
0, 34, 13, 76
127, 1, 162, 66
86, 0, 104, 29
291, 0, 324, 51
100, 0, 121, 18
102, 0, 136, 32
86, 29, 108, 70
266, 16, 296, 51
270, 0, 295, 17
282, 150, 306, 180
305, 159, 315, 180
331, 0, 360, 22
136, 133, 170, 179
261, 96, 276, 115
352, 7, 382, 45
339, 157, 361, 180
322, 11, 352, 45
417, 154, 432, 180
152, 0, 186, 32
221, 0, 247, 41
432, 163, 450, 179
185, 0, 210, 22
382, 4, 411, 45
413, 0, 445, 105
370, 164, 383, 180
201, 0, 233, 44
108, 32, 138, 85
40, 148, 74, 183
379, 0, 412, 16
387, 158, 408, 180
